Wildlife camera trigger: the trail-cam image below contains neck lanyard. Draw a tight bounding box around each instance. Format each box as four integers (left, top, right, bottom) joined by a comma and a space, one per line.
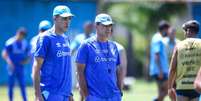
97, 40, 112, 74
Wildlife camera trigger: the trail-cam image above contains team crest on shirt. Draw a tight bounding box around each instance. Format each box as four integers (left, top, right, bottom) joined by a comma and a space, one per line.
62, 43, 68, 47
111, 48, 115, 56
110, 44, 116, 56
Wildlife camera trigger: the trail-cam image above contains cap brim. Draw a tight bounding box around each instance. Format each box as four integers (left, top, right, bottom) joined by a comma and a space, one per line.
60, 13, 74, 17
101, 21, 113, 25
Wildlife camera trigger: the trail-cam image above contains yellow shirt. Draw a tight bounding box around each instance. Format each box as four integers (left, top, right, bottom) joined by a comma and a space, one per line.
176, 38, 201, 90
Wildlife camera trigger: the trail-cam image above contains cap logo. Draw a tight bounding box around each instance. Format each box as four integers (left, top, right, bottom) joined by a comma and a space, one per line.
100, 17, 111, 22
60, 8, 67, 13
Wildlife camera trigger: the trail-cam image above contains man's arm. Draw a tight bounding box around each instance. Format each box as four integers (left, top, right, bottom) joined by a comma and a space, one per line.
119, 49, 127, 80
32, 57, 44, 101
1, 49, 14, 68
194, 66, 201, 93
76, 63, 88, 97
168, 47, 177, 101
117, 49, 127, 93
117, 65, 124, 94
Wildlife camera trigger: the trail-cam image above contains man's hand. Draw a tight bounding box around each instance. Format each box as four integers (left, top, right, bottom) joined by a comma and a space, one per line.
69, 95, 74, 101
34, 94, 44, 101
8, 62, 15, 73
168, 88, 176, 101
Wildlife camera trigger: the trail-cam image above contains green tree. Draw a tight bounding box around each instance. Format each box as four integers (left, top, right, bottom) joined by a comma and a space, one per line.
103, 2, 187, 77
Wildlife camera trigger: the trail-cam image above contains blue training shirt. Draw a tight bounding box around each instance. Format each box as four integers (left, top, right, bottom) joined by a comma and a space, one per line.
4, 37, 29, 69
150, 32, 169, 76
76, 36, 121, 98
34, 29, 72, 96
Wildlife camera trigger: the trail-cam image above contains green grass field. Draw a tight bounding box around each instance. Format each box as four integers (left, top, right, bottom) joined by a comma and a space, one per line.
0, 79, 170, 101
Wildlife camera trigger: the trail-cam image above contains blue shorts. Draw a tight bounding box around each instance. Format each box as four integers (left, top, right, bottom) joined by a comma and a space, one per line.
85, 94, 121, 101
42, 93, 69, 101
176, 90, 200, 100
151, 73, 168, 82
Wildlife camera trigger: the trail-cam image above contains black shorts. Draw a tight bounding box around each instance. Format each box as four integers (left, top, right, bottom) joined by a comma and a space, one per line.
152, 74, 168, 82
176, 90, 200, 99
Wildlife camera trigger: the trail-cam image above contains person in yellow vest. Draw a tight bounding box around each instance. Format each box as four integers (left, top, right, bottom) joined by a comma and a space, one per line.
168, 20, 201, 101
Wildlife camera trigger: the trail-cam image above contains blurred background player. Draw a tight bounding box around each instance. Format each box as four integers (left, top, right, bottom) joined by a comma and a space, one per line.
76, 13, 123, 101
30, 20, 52, 55
169, 20, 201, 101
163, 27, 180, 64
70, 21, 94, 101
150, 20, 170, 101
70, 21, 94, 54
32, 5, 74, 101
2, 27, 30, 101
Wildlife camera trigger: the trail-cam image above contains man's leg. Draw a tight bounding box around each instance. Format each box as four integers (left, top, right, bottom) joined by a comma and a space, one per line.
8, 73, 15, 101
177, 95, 189, 101
156, 80, 168, 101
17, 71, 27, 101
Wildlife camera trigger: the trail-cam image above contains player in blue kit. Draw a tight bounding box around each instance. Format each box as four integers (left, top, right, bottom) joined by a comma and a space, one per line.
2, 27, 30, 101
30, 20, 52, 55
150, 20, 170, 101
32, 5, 74, 101
76, 13, 123, 101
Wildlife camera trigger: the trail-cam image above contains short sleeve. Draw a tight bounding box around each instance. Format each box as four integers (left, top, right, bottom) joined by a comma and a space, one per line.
4, 39, 13, 54
34, 36, 50, 58
75, 42, 88, 64
152, 40, 161, 53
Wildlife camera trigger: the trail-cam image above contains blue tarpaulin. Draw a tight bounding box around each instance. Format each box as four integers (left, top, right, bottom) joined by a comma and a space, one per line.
0, 0, 97, 85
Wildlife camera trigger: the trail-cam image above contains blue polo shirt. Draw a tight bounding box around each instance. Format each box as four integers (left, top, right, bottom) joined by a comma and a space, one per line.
150, 32, 169, 76
34, 29, 72, 96
76, 36, 121, 98
4, 37, 29, 69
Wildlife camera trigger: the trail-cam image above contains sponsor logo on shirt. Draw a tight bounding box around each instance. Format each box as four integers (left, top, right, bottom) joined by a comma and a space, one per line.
56, 50, 71, 57
56, 42, 69, 47
56, 43, 62, 47
95, 56, 116, 62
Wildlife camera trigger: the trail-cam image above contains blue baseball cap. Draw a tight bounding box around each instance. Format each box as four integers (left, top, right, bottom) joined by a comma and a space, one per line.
39, 20, 52, 31
95, 13, 113, 25
53, 5, 74, 17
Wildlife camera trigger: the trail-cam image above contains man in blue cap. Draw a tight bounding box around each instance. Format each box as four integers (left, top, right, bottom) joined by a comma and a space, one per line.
32, 5, 74, 101
30, 20, 52, 56
2, 27, 30, 101
76, 13, 123, 101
